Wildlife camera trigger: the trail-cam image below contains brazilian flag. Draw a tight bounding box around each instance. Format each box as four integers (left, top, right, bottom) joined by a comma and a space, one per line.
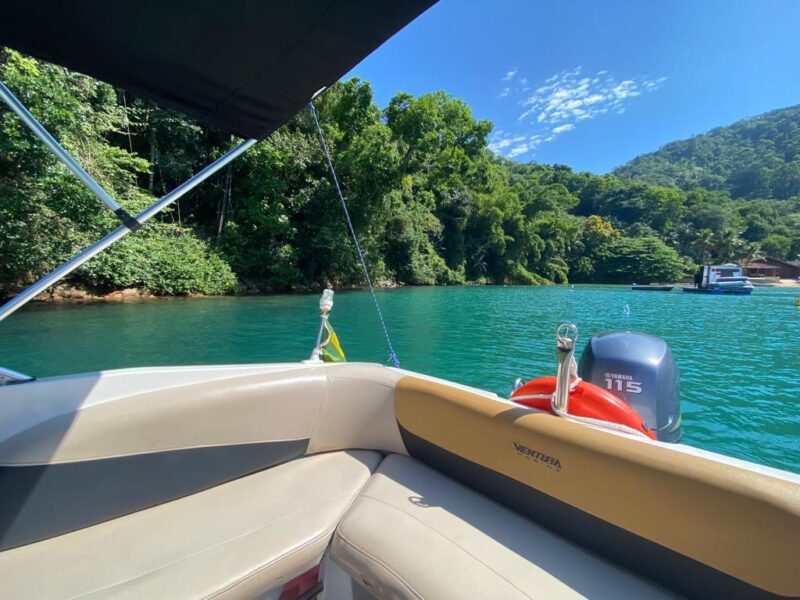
321, 319, 346, 363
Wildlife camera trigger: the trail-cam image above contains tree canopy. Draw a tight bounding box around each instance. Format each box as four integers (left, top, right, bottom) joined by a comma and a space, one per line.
1, 50, 798, 299
614, 105, 800, 200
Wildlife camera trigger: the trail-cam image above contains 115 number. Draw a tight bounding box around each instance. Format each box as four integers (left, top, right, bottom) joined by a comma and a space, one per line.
604, 379, 642, 394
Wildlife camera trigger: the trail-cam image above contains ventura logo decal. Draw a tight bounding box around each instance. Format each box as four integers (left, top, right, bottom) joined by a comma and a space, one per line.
514, 442, 562, 471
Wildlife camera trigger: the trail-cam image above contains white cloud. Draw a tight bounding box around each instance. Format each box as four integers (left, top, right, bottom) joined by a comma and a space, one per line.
488, 133, 543, 160
489, 139, 512, 152
611, 80, 639, 101
488, 134, 524, 153
490, 66, 667, 159
518, 67, 663, 127
508, 144, 529, 158
519, 67, 666, 125
502, 67, 518, 82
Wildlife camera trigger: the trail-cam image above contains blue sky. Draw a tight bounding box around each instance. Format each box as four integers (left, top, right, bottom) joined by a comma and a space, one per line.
348, 0, 800, 173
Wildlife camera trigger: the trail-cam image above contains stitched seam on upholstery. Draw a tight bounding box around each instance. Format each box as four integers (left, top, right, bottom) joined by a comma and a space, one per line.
306, 372, 331, 450
207, 463, 382, 599
71, 492, 358, 599
334, 531, 423, 600
352, 495, 534, 599
204, 525, 336, 600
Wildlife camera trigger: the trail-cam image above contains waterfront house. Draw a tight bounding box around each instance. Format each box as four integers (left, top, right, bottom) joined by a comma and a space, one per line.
742, 261, 781, 279
757, 257, 800, 279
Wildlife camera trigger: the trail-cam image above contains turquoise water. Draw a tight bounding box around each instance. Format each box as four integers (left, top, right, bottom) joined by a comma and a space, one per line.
1, 285, 799, 473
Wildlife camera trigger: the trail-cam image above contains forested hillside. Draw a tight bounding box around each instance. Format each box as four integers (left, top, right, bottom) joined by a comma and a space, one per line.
1, 50, 798, 298
614, 105, 800, 199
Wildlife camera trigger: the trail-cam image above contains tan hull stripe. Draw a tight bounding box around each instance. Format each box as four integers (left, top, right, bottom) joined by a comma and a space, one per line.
395, 376, 800, 598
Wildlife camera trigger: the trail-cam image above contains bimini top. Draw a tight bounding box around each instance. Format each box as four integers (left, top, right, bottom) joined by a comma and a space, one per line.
0, 0, 436, 139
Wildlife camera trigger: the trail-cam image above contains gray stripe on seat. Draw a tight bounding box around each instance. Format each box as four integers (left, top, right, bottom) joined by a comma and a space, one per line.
0, 438, 309, 551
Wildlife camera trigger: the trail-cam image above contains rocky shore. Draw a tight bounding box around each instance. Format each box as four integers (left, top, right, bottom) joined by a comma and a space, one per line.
1, 278, 404, 305
238, 277, 401, 296
7, 277, 794, 306
42, 285, 159, 303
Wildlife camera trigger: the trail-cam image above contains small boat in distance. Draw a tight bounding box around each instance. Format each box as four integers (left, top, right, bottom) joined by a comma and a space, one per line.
682, 264, 754, 295
631, 283, 675, 291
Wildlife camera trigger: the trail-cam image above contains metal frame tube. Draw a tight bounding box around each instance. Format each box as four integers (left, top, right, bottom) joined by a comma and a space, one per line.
309, 313, 329, 362
0, 365, 34, 385
0, 138, 257, 323
0, 80, 122, 213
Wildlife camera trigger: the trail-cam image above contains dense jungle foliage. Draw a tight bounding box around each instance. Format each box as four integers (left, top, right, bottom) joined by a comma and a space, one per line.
615, 105, 800, 200
1, 50, 799, 297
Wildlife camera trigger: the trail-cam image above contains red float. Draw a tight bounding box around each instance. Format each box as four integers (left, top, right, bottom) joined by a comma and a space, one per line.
511, 376, 655, 440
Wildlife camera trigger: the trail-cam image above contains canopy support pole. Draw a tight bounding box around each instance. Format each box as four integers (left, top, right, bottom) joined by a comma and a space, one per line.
0, 137, 257, 324
0, 365, 34, 386
0, 80, 147, 229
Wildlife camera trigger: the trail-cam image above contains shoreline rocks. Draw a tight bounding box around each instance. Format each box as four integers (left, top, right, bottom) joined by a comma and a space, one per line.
10, 277, 762, 306
42, 285, 158, 303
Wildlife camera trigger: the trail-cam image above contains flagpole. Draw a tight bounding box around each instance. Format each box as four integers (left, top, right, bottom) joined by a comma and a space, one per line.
308, 289, 334, 362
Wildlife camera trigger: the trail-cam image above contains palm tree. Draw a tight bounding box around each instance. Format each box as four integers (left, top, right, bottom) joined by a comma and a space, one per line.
739, 242, 764, 267
712, 228, 742, 263
690, 228, 715, 263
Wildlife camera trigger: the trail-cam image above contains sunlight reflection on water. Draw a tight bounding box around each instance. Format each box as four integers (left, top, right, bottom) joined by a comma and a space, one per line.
2, 285, 798, 472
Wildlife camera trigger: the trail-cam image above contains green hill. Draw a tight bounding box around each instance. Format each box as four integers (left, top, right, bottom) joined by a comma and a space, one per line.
2, 49, 798, 297
614, 105, 800, 200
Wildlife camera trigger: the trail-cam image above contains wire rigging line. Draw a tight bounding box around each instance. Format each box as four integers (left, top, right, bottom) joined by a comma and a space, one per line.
308, 101, 400, 368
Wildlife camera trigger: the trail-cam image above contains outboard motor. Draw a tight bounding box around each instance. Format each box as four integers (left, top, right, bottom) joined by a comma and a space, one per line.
578, 331, 681, 442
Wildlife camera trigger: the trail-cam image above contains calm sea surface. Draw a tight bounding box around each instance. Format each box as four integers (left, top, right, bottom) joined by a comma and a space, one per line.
1, 285, 798, 473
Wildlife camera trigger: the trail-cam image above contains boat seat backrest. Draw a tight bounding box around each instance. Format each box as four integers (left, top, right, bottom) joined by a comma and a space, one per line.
0, 363, 405, 551
394, 376, 800, 599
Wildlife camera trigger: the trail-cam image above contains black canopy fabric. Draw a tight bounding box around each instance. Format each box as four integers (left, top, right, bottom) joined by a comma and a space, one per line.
0, 1, 436, 139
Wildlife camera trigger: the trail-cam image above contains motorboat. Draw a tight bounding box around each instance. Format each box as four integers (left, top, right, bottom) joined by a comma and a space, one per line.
0, 3, 798, 599
631, 284, 675, 292
682, 264, 754, 295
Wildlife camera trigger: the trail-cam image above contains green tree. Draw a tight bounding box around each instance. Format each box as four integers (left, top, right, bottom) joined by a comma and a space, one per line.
690, 228, 715, 263
3, 51, 797, 297
759, 234, 793, 259
594, 237, 687, 284
1, 50, 242, 297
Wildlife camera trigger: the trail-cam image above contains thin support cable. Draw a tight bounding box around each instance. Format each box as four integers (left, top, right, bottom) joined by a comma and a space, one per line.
308, 102, 400, 367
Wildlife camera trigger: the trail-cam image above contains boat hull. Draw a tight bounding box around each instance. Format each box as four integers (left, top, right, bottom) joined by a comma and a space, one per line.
631, 285, 675, 291
0, 363, 797, 599
682, 287, 753, 295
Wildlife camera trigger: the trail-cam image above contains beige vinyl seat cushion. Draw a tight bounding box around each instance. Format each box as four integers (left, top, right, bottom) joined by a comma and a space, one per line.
0, 450, 381, 600
331, 454, 674, 600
